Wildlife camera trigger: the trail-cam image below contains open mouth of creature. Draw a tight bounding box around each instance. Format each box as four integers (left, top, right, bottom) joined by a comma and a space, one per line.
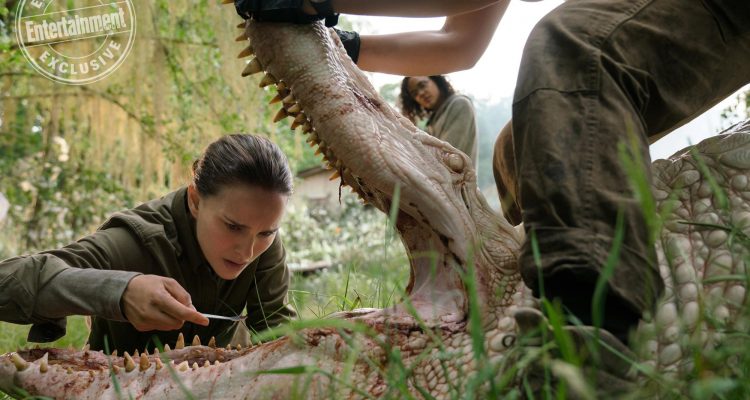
235, 20, 528, 329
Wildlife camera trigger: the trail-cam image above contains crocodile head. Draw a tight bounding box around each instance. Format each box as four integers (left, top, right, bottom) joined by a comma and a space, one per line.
238, 20, 528, 327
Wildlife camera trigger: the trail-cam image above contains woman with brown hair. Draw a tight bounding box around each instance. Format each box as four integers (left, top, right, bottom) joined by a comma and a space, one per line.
400, 75, 478, 164
0, 134, 296, 353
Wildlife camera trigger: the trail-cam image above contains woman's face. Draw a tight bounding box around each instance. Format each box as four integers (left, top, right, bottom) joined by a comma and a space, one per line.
406, 76, 442, 110
188, 183, 287, 280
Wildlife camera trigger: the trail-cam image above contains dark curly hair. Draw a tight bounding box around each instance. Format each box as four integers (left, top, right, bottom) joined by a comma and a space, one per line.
399, 75, 456, 124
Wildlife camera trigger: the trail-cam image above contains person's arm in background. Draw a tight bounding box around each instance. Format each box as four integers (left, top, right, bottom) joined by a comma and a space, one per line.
356, 2, 510, 75
238, 0, 510, 75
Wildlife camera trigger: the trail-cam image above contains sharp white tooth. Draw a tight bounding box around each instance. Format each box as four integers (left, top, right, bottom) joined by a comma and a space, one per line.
192, 362, 199, 370
214, 360, 221, 366
259, 73, 277, 88
192, 335, 201, 347
155, 358, 164, 370
282, 94, 295, 104
208, 337, 217, 348
124, 352, 135, 372
237, 45, 254, 58
226, 344, 232, 351
178, 361, 189, 372
11, 353, 28, 371
39, 353, 49, 373
139, 354, 150, 371
164, 344, 171, 352
236, 344, 242, 350
112, 350, 118, 357
203, 360, 210, 367
176, 333, 185, 350
286, 103, 301, 114
241, 58, 263, 77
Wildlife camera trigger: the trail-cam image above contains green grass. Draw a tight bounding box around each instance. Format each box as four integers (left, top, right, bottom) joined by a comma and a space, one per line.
3, 139, 750, 399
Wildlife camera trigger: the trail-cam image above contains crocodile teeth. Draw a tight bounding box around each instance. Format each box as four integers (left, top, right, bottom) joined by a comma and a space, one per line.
236, 21, 246, 29
214, 360, 221, 366
286, 103, 301, 114
176, 333, 185, 350
164, 344, 171, 352
139, 354, 150, 371
208, 336, 217, 348
192, 335, 202, 347
273, 108, 289, 123
237, 45, 254, 58
177, 361, 189, 372
11, 353, 28, 371
329, 170, 341, 181
153, 348, 160, 357
203, 360, 211, 368
236, 344, 242, 350
241, 58, 263, 77
269, 93, 283, 104
155, 357, 164, 370
226, 344, 232, 351
282, 94, 295, 104
39, 353, 49, 373
124, 352, 136, 372
235, 32, 248, 42
142, 349, 149, 356
133, 350, 140, 358
192, 362, 199, 370
112, 365, 121, 374
259, 73, 277, 88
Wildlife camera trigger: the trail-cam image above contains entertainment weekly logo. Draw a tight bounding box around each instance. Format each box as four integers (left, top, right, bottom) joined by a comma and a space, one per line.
16, 0, 136, 85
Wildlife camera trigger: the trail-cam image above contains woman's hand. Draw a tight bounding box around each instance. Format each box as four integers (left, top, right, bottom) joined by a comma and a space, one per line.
121, 275, 209, 331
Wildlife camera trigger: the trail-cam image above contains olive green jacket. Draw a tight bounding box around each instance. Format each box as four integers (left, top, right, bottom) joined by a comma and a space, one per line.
427, 94, 478, 164
0, 187, 294, 353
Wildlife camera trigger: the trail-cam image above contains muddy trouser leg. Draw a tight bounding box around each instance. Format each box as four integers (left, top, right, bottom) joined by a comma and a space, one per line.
513, 0, 750, 344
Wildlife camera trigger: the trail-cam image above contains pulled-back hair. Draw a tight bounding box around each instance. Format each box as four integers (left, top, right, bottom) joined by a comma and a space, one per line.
192, 134, 293, 197
399, 75, 456, 124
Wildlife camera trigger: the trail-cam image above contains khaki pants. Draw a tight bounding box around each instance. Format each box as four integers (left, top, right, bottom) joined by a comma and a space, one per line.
494, 0, 750, 336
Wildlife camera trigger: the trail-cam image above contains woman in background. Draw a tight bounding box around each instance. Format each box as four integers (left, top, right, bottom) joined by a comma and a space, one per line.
400, 75, 478, 165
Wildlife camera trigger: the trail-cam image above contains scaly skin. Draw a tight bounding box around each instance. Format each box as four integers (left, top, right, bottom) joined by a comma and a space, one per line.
1, 17, 748, 399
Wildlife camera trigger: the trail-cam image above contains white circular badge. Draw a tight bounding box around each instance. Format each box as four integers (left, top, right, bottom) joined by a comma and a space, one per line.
15, 0, 136, 85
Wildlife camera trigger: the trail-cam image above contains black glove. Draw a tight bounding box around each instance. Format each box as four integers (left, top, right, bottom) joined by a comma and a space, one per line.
235, 0, 339, 27
333, 28, 360, 64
